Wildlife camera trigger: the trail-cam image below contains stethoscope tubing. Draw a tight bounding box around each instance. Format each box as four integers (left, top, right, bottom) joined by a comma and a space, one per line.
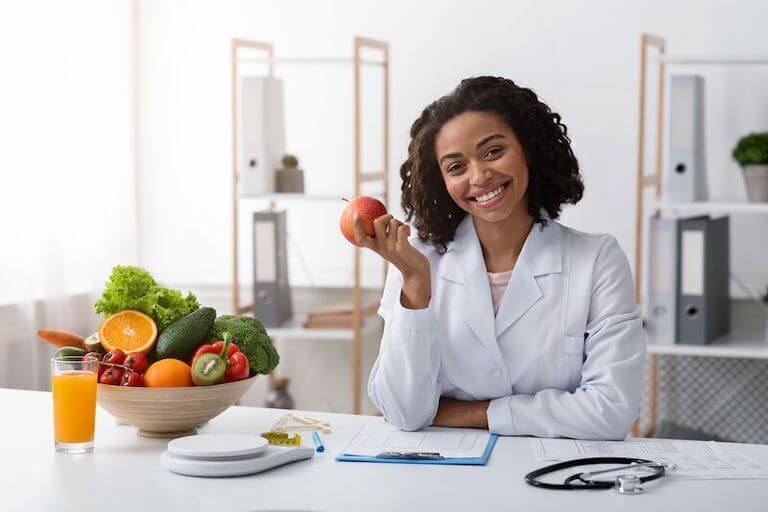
525, 457, 666, 490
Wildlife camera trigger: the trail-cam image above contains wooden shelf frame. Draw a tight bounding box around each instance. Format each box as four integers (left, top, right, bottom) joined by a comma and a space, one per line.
229, 37, 390, 414
633, 34, 666, 438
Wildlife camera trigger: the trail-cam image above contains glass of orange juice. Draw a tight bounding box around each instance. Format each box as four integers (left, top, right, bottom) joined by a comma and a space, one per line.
51, 356, 99, 453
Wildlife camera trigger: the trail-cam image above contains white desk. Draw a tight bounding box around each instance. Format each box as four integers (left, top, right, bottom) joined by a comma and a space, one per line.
2, 388, 767, 512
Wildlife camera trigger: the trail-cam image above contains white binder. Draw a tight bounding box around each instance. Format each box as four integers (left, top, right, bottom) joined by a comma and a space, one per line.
238, 76, 286, 196
664, 75, 708, 202
646, 217, 680, 344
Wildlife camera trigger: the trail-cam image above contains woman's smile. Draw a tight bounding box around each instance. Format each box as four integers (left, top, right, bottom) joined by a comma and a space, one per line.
466, 180, 511, 208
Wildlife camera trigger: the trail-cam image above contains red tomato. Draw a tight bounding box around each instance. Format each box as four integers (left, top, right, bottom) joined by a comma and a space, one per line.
99, 366, 124, 386
103, 349, 126, 366
121, 371, 144, 387
123, 352, 148, 374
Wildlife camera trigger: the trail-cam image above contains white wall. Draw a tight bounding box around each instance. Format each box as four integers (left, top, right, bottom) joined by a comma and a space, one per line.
0, 0, 139, 302
0, 0, 138, 389
137, 0, 768, 301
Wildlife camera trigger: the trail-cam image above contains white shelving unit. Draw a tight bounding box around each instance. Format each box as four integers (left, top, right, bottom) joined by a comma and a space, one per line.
265, 315, 381, 342
242, 194, 345, 202
634, 34, 768, 437
652, 55, 768, 65
649, 200, 768, 215
230, 37, 390, 414
648, 301, 768, 359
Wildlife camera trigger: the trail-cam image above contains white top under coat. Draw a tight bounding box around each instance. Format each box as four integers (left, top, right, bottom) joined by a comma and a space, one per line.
367, 215, 647, 440
488, 270, 513, 314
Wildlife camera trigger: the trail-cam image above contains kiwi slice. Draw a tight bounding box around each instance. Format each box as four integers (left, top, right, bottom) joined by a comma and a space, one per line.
191, 353, 226, 386
84, 332, 103, 353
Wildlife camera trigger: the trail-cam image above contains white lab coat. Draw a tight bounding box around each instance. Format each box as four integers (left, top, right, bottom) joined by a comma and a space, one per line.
367, 216, 646, 440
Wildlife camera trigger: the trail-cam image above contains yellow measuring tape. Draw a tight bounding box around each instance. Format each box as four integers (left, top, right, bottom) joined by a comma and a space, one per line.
261, 431, 302, 446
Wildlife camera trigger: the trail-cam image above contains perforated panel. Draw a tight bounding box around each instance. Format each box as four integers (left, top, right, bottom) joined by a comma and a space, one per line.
638, 354, 768, 444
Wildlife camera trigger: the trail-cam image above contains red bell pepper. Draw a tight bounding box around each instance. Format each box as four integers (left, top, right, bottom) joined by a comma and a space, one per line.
191, 333, 250, 383
223, 350, 249, 383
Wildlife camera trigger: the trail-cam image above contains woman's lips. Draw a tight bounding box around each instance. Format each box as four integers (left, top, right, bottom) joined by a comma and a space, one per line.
468, 182, 509, 208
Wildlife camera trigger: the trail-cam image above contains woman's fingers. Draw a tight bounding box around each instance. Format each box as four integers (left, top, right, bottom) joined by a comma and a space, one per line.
360, 214, 421, 273
372, 214, 392, 243
352, 213, 374, 248
386, 217, 402, 251
395, 223, 411, 247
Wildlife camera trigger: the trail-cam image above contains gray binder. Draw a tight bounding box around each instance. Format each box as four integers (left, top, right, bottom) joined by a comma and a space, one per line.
646, 217, 680, 345
252, 210, 292, 327
676, 216, 729, 344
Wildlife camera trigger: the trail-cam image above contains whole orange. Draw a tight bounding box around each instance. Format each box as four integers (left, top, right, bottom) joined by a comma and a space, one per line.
143, 359, 192, 388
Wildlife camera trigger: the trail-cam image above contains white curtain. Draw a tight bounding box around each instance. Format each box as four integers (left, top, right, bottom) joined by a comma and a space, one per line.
0, 0, 139, 389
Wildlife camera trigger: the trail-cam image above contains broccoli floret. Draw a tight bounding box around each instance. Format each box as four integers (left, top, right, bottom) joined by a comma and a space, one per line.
208, 316, 279, 375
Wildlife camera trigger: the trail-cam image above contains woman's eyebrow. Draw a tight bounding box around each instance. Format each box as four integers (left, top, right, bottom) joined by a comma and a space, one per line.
438, 133, 506, 165
438, 152, 463, 165
476, 133, 505, 149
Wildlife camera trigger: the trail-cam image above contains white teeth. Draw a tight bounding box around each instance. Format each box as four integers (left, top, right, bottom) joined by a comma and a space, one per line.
475, 184, 505, 203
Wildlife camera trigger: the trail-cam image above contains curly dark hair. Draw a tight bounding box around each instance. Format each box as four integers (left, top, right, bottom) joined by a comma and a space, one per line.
400, 76, 584, 253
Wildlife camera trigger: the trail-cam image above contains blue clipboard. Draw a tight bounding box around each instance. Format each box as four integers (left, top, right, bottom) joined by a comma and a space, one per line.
336, 432, 498, 466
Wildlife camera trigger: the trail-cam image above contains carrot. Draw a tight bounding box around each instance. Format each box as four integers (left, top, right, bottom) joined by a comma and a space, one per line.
37, 329, 86, 350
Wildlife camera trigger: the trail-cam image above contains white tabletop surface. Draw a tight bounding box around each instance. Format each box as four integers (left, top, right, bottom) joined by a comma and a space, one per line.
2, 388, 768, 512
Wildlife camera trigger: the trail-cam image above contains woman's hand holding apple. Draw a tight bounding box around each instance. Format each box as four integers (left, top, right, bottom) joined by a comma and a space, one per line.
341, 197, 431, 309
352, 213, 431, 309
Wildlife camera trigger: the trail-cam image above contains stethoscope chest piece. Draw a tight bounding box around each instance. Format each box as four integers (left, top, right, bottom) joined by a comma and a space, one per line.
613, 475, 643, 495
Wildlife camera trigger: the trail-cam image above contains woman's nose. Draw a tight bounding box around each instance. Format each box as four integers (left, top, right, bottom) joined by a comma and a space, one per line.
468, 162, 493, 186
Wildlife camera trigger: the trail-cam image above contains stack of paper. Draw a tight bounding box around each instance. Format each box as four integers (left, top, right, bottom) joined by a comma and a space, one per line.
531, 438, 768, 479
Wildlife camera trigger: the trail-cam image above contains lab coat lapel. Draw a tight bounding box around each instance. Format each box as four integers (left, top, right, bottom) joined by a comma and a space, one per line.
439, 217, 499, 358
463, 264, 498, 357
494, 221, 562, 338
494, 258, 542, 338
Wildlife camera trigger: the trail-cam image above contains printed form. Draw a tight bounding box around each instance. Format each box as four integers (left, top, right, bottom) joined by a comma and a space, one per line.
343, 423, 491, 458
531, 438, 768, 479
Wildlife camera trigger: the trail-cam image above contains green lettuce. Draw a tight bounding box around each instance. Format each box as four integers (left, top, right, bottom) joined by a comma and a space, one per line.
95, 265, 199, 331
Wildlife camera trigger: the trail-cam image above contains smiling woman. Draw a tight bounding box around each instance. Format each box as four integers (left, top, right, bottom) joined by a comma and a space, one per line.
364, 77, 646, 440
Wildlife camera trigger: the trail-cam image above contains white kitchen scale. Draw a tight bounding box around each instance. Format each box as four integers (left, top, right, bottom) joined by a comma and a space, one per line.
161, 433, 315, 477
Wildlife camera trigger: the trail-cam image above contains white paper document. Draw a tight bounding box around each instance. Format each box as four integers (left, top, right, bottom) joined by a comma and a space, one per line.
531, 438, 768, 479
343, 423, 491, 458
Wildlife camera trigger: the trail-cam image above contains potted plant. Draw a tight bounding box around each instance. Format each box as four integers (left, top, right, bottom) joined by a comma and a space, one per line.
275, 154, 304, 193
732, 132, 768, 202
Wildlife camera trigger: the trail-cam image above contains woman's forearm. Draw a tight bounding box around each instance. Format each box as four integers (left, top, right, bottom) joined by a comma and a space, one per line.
432, 398, 490, 429
400, 273, 431, 309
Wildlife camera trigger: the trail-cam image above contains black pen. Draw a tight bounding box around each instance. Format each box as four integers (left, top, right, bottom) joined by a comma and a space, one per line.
376, 451, 445, 460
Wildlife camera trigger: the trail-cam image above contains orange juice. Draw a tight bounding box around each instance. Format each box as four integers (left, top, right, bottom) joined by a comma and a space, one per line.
52, 370, 97, 444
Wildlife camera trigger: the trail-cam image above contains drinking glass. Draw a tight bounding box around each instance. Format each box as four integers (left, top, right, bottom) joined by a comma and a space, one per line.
51, 356, 98, 453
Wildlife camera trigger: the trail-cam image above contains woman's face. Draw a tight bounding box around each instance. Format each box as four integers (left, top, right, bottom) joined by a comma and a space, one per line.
435, 111, 529, 225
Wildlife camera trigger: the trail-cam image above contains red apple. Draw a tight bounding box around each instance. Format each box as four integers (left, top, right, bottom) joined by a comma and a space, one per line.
340, 196, 388, 246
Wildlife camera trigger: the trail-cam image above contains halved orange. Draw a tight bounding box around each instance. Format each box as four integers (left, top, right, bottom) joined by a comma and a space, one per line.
99, 310, 158, 354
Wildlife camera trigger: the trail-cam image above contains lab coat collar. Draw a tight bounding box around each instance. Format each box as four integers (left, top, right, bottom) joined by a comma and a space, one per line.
438, 215, 563, 350
438, 215, 563, 282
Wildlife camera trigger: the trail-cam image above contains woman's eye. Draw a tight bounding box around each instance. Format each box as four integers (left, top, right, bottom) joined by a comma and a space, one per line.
447, 163, 464, 174
484, 147, 503, 159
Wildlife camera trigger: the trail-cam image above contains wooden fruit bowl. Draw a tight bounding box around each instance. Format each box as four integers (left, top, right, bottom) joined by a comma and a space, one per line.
97, 376, 257, 438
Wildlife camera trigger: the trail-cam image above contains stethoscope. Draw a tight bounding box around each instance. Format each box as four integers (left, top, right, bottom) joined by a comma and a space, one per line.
525, 457, 673, 494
